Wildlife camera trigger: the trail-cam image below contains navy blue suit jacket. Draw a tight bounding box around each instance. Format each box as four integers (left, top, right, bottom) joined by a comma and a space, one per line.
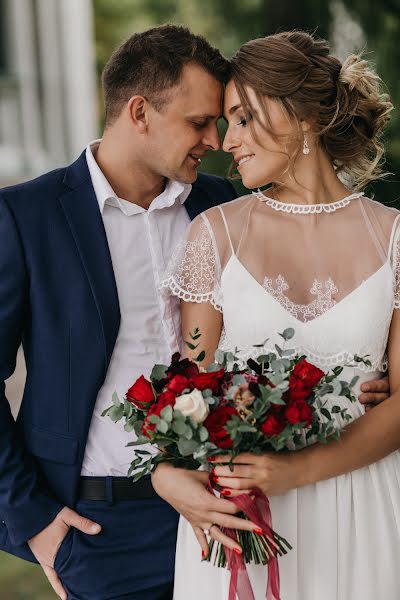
0, 151, 237, 562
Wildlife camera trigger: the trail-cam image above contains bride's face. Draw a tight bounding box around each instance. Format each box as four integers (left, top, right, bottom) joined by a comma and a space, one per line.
223, 80, 301, 189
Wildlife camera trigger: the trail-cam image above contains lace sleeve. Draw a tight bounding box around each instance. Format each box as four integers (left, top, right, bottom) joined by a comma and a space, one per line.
390, 215, 400, 309
160, 213, 223, 312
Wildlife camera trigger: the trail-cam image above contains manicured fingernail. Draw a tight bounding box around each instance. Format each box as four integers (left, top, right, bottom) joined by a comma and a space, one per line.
201, 550, 205, 558
210, 467, 215, 476
233, 547, 242, 555
208, 456, 216, 462
221, 489, 231, 496
212, 476, 219, 483
254, 527, 264, 535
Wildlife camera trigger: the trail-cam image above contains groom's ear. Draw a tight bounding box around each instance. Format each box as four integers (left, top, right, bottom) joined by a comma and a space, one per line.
127, 95, 149, 133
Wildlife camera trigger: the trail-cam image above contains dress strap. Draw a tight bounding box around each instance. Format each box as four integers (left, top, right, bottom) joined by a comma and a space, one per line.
217, 206, 235, 255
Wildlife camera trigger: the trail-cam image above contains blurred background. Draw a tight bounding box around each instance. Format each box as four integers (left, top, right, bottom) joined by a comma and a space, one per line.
1, 0, 399, 597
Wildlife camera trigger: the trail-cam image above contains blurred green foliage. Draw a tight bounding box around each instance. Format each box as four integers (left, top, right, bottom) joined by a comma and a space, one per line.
94, 0, 400, 201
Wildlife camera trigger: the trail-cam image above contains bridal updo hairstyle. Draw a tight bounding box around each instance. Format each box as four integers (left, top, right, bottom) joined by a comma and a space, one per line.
230, 31, 393, 190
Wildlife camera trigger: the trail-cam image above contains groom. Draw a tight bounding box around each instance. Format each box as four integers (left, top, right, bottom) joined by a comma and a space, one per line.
0, 24, 389, 600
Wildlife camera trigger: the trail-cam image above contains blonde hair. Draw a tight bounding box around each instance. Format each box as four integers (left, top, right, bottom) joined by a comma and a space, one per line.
230, 31, 393, 191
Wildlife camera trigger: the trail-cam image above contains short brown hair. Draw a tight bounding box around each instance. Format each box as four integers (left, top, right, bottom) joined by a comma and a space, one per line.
102, 24, 230, 125
230, 31, 393, 190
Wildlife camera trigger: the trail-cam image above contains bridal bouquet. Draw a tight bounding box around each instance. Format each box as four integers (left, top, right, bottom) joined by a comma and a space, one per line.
103, 328, 365, 600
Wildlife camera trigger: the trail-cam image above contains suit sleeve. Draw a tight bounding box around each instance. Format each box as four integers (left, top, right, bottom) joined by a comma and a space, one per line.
224, 178, 238, 200
0, 195, 62, 546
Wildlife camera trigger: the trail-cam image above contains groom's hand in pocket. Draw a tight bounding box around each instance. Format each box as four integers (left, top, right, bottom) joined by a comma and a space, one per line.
28, 506, 101, 600
152, 462, 259, 559
359, 375, 390, 411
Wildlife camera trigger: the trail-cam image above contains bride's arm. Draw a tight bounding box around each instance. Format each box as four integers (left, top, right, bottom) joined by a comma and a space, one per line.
212, 310, 400, 496
181, 300, 223, 365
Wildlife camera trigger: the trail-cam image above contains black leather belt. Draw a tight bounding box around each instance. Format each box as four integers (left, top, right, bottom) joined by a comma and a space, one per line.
79, 476, 157, 501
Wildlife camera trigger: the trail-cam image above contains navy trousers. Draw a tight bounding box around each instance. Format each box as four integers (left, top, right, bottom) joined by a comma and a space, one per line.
54, 491, 179, 600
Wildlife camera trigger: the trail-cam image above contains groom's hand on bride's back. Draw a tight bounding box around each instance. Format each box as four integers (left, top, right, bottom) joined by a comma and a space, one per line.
152, 463, 259, 559
359, 375, 390, 411
28, 506, 101, 600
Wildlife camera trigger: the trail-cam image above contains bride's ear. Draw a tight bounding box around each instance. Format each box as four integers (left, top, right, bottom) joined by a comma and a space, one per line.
299, 118, 313, 134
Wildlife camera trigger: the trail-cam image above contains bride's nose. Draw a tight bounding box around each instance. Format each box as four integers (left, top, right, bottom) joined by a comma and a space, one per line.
222, 126, 240, 153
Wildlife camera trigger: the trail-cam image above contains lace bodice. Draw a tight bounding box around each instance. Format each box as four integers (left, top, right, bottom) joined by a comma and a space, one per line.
161, 193, 400, 372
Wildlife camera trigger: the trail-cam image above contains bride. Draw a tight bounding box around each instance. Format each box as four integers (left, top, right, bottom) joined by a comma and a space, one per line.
155, 31, 400, 599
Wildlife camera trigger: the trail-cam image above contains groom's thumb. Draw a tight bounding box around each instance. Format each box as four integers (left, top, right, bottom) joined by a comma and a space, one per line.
61, 507, 101, 535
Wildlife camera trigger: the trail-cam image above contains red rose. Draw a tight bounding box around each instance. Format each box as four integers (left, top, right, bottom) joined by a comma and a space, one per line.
126, 375, 155, 410
291, 359, 325, 388
204, 406, 238, 449
288, 360, 324, 403
167, 353, 199, 379
190, 369, 225, 394
285, 400, 313, 426
141, 391, 176, 438
167, 374, 190, 395
261, 414, 285, 437
288, 377, 310, 402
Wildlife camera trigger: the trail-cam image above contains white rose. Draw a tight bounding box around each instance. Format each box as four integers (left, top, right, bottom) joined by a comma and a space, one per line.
175, 389, 209, 423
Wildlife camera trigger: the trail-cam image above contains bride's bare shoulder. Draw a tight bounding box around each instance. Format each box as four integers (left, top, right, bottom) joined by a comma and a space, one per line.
201, 193, 255, 223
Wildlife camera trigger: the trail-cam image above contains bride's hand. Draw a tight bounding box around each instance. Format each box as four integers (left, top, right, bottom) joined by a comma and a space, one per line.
151, 462, 261, 558
210, 451, 309, 497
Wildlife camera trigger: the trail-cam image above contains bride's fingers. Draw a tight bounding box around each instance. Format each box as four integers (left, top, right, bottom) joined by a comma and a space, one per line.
208, 525, 243, 555
220, 488, 253, 498
210, 511, 258, 533
213, 464, 252, 478
214, 476, 255, 490
192, 525, 211, 559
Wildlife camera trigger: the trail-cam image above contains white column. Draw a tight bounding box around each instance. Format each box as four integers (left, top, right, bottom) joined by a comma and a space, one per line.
8, 0, 48, 173
59, 0, 97, 160
35, 0, 68, 165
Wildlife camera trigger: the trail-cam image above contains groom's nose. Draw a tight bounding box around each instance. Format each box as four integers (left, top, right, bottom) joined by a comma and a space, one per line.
202, 123, 221, 151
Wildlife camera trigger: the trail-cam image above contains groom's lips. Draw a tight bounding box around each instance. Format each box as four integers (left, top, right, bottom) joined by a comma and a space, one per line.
187, 154, 203, 168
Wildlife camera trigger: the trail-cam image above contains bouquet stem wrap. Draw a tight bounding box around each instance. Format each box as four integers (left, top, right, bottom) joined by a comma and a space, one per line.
208, 482, 281, 600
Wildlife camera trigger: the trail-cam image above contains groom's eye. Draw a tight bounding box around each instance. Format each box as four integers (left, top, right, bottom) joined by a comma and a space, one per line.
191, 121, 207, 129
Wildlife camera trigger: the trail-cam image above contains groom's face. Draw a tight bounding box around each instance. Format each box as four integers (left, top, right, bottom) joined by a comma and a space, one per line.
145, 63, 223, 183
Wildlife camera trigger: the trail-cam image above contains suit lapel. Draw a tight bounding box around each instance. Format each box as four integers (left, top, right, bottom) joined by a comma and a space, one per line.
59, 153, 120, 374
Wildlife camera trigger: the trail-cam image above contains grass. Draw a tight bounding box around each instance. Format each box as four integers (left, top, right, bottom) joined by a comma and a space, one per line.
0, 552, 57, 599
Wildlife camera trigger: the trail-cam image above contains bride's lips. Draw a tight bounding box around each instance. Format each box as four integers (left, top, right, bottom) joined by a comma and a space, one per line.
235, 154, 255, 171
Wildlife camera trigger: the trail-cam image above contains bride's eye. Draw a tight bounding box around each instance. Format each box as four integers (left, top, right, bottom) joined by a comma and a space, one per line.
237, 113, 253, 127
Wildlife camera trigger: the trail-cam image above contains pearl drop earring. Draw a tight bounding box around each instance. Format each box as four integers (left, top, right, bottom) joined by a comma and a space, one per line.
303, 133, 310, 155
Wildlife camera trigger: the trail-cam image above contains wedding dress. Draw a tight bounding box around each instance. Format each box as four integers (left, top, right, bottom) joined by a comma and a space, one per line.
161, 191, 400, 600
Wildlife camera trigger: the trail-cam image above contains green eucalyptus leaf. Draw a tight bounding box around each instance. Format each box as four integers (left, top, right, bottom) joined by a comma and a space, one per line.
199, 426, 209, 442
151, 364, 168, 381
108, 404, 124, 422
156, 419, 169, 434
177, 439, 200, 457
161, 405, 173, 422
112, 391, 121, 406
280, 328, 295, 340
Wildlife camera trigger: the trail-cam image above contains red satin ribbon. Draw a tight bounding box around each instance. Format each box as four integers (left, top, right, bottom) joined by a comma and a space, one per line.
210, 485, 281, 600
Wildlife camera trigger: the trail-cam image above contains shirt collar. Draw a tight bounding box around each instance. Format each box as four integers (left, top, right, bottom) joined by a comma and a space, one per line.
85, 140, 192, 216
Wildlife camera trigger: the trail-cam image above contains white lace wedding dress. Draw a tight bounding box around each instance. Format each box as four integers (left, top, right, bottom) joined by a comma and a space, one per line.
161, 191, 400, 600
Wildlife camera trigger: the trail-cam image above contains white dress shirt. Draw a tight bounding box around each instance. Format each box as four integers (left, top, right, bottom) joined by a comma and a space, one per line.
81, 141, 191, 476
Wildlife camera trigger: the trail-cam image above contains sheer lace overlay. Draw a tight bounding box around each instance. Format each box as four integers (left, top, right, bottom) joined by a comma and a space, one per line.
160, 215, 223, 311
161, 193, 400, 371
